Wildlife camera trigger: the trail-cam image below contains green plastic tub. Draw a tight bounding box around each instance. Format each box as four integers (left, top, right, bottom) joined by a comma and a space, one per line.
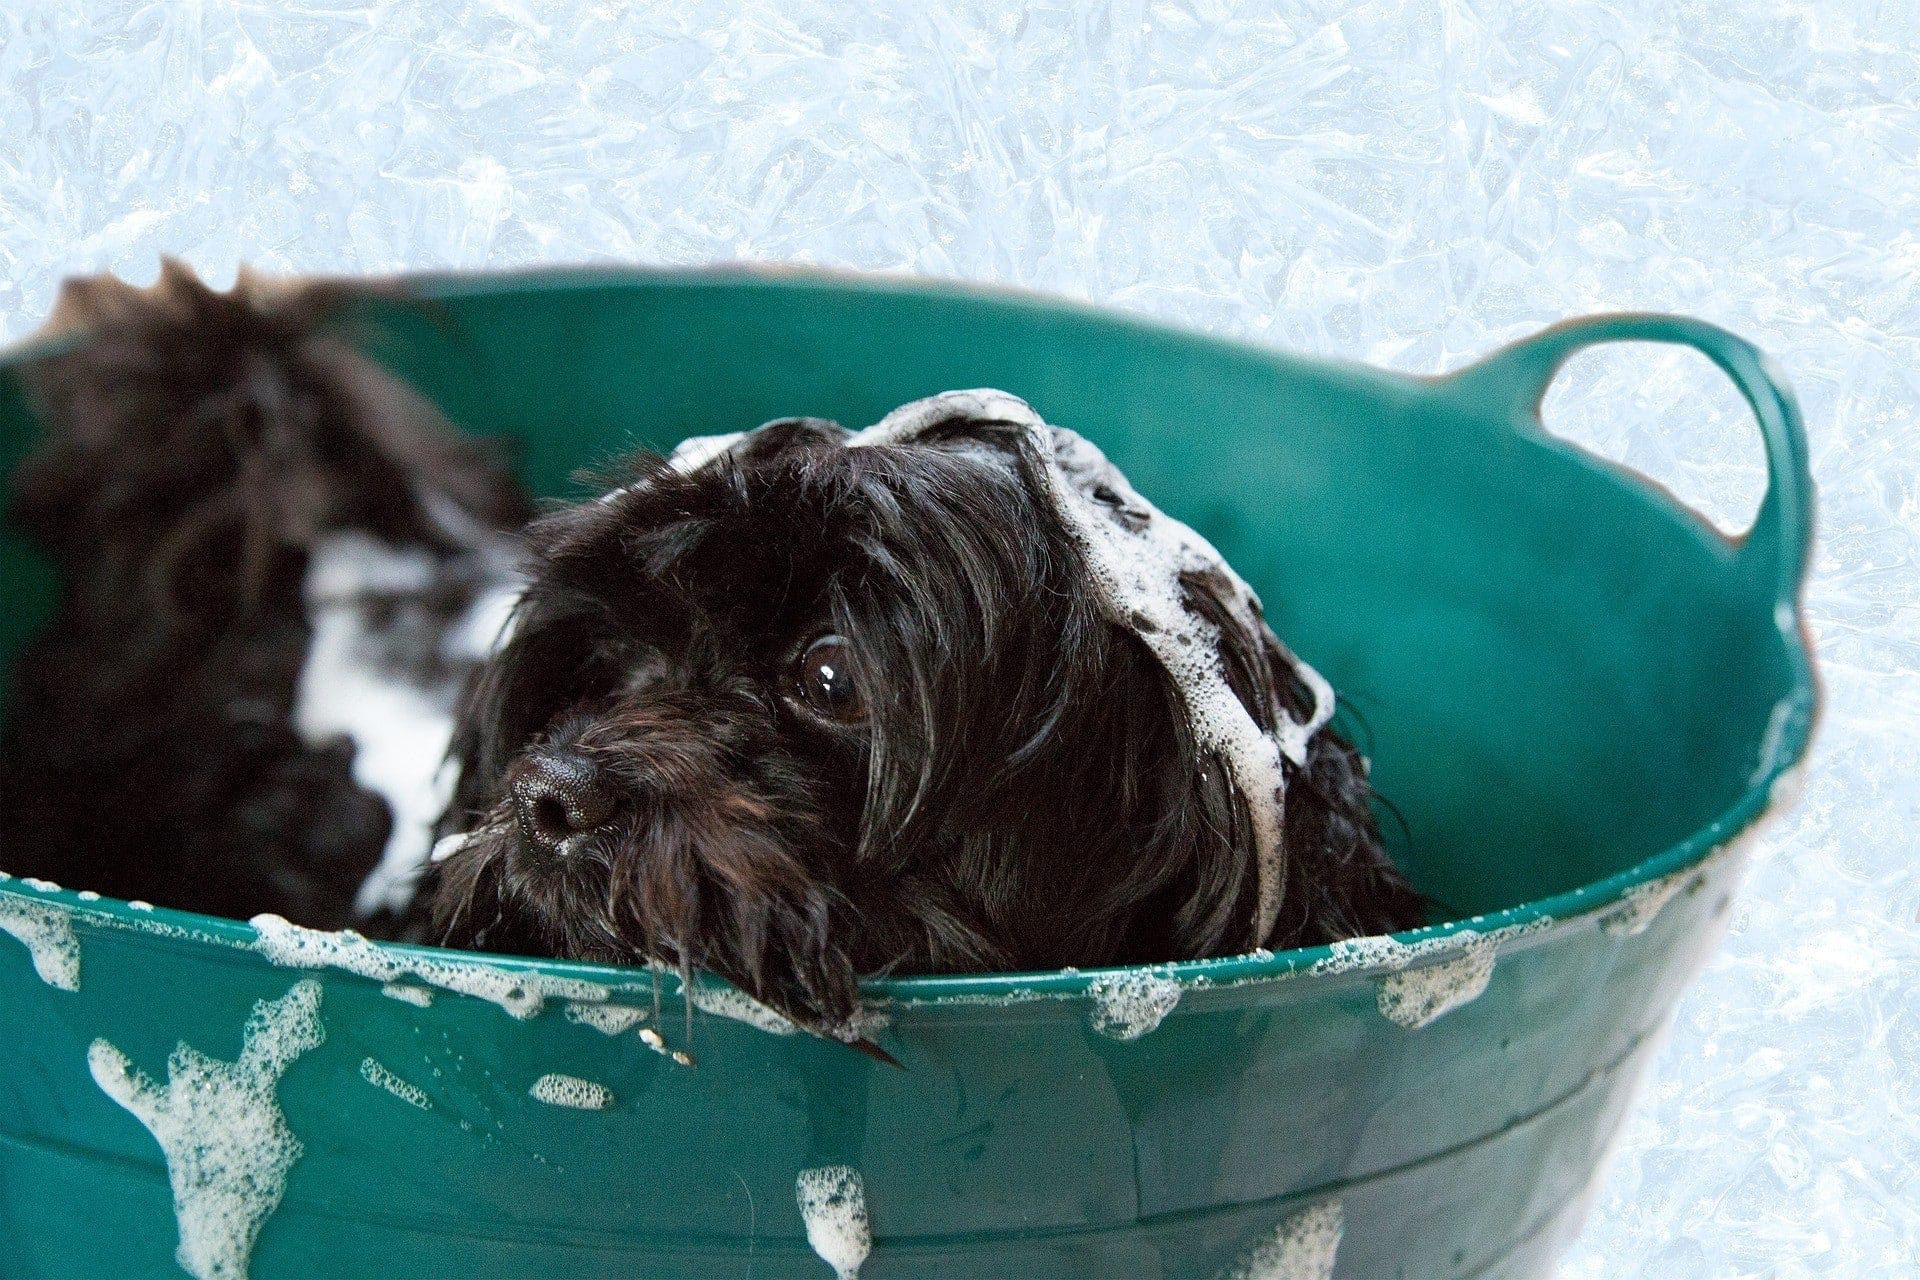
0, 268, 1815, 1279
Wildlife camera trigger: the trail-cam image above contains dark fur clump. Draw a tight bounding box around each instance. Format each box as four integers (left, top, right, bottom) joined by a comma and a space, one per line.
423, 413, 1424, 1041
0, 263, 528, 928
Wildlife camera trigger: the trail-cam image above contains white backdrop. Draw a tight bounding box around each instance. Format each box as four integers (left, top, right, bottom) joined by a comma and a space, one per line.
2, 3, 1914, 1275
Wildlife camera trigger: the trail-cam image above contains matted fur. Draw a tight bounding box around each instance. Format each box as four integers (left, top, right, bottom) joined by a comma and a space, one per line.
0, 263, 530, 927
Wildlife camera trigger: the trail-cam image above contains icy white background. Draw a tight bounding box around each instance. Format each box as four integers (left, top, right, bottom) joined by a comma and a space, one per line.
1, 2, 1915, 1275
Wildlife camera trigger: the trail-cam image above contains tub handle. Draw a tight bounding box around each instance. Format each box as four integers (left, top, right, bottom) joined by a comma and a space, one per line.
1453, 313, 1814, 619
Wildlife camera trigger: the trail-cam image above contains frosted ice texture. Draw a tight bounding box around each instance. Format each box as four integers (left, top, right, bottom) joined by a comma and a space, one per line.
2, 4, 1915, 1273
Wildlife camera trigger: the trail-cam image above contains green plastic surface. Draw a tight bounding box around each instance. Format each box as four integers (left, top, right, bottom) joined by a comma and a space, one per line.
0, 268, 1816, 1279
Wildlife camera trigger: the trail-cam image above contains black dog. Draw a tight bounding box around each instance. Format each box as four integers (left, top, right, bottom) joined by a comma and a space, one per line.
0, 264, 528, 929
423, 389, 1424, 1042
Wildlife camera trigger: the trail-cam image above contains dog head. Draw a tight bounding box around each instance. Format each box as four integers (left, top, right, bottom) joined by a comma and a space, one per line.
13, 261, 526, 622
428, 391, 1422, 1042
4, 263, 529, 928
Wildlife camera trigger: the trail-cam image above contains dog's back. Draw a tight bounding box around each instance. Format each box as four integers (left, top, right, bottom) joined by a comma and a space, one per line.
0, 264, 527, 927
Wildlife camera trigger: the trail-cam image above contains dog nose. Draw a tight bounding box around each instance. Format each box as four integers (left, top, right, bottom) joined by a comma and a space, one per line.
509, 748, 616, 855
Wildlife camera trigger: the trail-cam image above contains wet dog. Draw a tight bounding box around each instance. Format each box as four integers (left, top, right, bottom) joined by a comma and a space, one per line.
422, 390, 1425, 1043
0, 264, 528, 929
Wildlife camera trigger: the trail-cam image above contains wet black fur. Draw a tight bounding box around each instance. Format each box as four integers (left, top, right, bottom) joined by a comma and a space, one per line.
0, 264, 529, 928
423, 413, 1425, 1040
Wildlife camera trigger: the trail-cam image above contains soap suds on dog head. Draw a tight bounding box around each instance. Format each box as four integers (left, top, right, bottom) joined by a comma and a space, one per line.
844, 390, 1335, 948
0, 896, 81, 990
88, 979, 325, 1280
795, 1165, 871, 1280
1087, 970, 1183, 1040
359, 1057, 431, 1110
1226, 1200, 1344, 1280
250, 913, 607, 1019
529, 1072, 613, 1110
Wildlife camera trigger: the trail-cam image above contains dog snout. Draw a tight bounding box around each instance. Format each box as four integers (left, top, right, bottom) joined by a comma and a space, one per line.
508, 747, 617, 855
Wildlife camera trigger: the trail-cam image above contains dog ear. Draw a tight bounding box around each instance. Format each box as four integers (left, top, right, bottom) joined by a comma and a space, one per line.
1155, 567, 1326, 953
15, 263, 497, 621
1101, 566, 1291, 958
1175, 567, 1426, 948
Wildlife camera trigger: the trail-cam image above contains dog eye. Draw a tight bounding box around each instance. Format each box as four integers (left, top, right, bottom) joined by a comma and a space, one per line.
789, 634, 866, 724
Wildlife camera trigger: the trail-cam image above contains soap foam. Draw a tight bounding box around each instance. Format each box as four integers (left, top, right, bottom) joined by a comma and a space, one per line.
250, 913, 607, 1019
89, 980, 325, 1280
358, 1057, 431, 1110
845, 390, 1333, 947
847, 1004, 892, 1039
1375, 939, 1499, 1029
1226, 1201, 1345, 1280
667, 430, 749, 474
528, 1072, 613, 1110
1312, 920, 1550, 1029
93, 909, 232, 948
0, 896, 81, 990
1086, 971, 1183, 1041
381, 981, 435, 1008
794, 1164, 871, 1280
1598, 867, 1695, 939
689, 983, 800, 1035
1597, 809, 1769, 940
295, 533, 464, 918
565, 1000, 648, 1035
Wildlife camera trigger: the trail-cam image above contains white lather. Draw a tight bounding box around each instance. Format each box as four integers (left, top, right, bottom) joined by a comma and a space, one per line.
293, 496, 523, 918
